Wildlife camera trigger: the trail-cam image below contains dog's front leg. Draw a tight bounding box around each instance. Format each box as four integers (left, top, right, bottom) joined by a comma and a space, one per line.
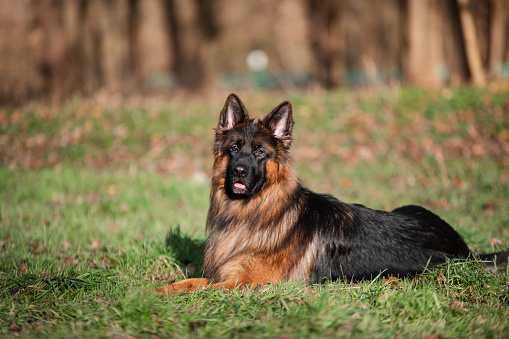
153, 278, 210, 296
205, 278, 258, 292
154, 276, 268, 296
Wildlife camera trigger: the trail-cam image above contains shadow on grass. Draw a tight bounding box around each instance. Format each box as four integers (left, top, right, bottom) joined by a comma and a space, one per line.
165, 227, 206, 277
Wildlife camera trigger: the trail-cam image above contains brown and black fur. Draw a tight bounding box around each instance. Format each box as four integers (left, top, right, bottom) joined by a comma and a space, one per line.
154, 94, 508, 296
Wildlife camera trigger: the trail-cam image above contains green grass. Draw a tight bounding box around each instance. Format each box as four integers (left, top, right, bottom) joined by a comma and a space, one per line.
1, 86, 509, 338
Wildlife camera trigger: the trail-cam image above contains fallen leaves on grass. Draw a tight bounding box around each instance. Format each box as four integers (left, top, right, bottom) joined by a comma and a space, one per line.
9, 322, 22, 333
90, 255, 115, 269
382, 276, 401, 289
107, 225, 119, 233
450, 301, 466, 310
90, 238, 101, 249
490, 237, 502, 245
2, 90, 508, 182
188, 320, 207, 331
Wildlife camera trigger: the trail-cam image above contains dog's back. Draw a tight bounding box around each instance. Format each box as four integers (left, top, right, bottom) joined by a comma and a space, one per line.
307, 198, 471, 281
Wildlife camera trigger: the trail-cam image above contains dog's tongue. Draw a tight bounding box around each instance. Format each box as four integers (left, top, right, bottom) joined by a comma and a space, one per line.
234, 183, 246, 190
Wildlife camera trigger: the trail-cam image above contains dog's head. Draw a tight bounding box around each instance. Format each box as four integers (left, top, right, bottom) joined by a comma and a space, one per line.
214, 93, 294, 198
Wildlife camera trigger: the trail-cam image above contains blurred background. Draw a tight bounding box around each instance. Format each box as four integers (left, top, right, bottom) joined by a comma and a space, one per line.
0, 0, 508, 105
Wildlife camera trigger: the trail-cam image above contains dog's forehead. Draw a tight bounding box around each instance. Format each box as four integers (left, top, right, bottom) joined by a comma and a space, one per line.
226, 122, 274, 145
239, 121, 259, 139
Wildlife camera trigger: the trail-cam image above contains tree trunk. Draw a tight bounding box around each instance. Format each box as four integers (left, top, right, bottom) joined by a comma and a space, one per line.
457, 0, 486, 85
406, 0, 443, 88
488, 0, 507, 77
32, 0, 72, 99
305, 0, 341, 89
127, 0, 142, 92
162, 0, 207, 91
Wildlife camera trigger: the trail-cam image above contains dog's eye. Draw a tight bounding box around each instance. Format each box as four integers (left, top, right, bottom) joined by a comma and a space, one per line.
230, 144, 239, 152
256, 148, 264, 155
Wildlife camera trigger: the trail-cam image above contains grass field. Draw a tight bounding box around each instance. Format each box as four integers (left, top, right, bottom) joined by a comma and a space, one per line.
1, 86, 509, 338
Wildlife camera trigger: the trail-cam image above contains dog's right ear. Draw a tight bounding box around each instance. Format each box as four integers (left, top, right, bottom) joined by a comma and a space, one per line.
218, 93, 250, 130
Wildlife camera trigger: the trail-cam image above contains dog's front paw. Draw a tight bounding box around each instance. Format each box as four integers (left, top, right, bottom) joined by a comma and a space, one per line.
153, 284, 178, 297
153, 278, 211, 296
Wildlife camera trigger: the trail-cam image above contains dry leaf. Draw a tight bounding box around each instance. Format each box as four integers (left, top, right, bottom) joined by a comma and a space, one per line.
304, 287, 320, 297
340, 178, 351, 188
99, 255, 115, 267
490, 237, 502, 246
91, 260, 107, 270
86, 193, 100, 204
118, 204, 129, 213
106, 185, 117, 196
107, 225, 119, 233
450, 301, 465, 309
383, 276, 400, 289
9, 322, 22, 332
90, 238, 101, 249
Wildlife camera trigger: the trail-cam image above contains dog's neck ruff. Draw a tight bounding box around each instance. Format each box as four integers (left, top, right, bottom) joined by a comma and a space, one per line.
204, 162, 303, 282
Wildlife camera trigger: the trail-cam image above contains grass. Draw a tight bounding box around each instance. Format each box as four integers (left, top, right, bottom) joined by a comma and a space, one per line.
1, 86, 509, 338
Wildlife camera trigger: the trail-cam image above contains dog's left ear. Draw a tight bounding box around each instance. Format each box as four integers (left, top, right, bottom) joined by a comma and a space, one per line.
262, 101, 294, 139
218, 93, 250, 131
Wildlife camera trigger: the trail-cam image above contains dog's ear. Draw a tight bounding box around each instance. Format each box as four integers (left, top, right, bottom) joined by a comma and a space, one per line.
262, 101, 294, 139
218, 93, 250, 130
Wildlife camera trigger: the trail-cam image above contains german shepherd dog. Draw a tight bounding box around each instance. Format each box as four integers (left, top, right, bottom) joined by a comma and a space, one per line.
154, 94, 508, 295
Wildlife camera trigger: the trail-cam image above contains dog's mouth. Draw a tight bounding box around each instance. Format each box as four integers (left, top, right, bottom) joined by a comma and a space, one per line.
232, 181, 249, 194
234, 182, 247, 190
231, 179, 262, 196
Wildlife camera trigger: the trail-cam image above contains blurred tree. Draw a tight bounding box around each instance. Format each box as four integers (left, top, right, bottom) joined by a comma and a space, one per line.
439, 0, 469, 85
457, 0, 486, 85
162, 0, 218, 91
488, 0, 508, 77
341, 0, 404, 85
406, 0, 446, 88
196, 0, 219, 40
1, 0, 508, 104
32, 0, 73, 99
305, 0, 342, 89
31, 0, 142, 99
127, 0, 143, 92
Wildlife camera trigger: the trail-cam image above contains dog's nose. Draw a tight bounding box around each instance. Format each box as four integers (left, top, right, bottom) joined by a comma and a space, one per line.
234, 165, 247, 177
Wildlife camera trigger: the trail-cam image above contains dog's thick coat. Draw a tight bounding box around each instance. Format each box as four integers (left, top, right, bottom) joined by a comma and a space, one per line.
154, 94, 504, 296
